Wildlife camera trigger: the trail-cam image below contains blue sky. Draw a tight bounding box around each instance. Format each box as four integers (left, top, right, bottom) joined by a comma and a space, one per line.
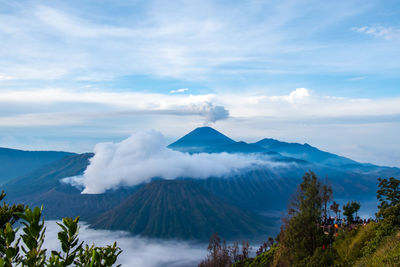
0, 0, 399, 166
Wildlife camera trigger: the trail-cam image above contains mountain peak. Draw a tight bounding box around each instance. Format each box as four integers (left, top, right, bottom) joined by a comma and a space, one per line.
168, 127, 235, 149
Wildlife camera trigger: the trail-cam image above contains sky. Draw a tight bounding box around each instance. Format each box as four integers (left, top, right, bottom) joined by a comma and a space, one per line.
0, 0, 399, 166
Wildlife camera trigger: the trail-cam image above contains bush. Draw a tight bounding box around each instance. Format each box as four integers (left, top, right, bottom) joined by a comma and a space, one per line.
0, 192, 122, 266
356, 231, 400, 266
333, 222, 377, 264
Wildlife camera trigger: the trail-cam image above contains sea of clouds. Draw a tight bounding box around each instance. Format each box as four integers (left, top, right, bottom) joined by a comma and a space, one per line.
44, 221, 206, 267
64, 130, 287, 194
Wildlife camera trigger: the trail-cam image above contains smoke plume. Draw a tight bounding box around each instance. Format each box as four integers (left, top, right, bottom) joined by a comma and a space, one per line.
64, 130, 282, 194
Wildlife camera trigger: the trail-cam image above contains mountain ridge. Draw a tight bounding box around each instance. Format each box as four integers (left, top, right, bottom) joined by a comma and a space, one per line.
0, 147, 75, 185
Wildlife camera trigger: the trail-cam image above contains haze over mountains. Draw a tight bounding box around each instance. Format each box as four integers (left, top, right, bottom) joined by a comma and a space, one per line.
2, 126, 399, 241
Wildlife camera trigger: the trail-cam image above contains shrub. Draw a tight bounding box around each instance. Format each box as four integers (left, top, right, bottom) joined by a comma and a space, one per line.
0, 192, 122, 266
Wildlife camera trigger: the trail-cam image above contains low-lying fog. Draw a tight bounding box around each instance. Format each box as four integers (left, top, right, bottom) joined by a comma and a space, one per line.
44, 221, 207, 267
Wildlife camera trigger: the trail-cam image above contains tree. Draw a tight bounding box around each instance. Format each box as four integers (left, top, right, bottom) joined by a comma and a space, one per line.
0, 191, 24, 231
330, 201, 341, 218
360, 177, 400, 256
353, 202, 361, 219
377, 177, 400, 222
0, 190, 24, 263
322, 182, 333, 218
198, 233, 232, 267
342, 201, 360, 223
198, 233, 252, 267
280, 171, 326, 263
0, 192, 122, 266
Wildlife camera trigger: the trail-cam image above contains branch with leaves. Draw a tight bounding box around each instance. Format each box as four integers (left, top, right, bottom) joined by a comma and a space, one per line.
0, 192, 122, 267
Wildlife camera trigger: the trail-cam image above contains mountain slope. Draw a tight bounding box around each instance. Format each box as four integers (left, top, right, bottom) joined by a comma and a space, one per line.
0, 147, 74, 184
2, 153, 137, 221
92, 180, 273, 240
3, 153, 93, 198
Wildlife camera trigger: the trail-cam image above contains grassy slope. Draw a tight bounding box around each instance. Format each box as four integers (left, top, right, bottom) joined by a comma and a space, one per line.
235, 223, 400, 266
334, 224, 400, 266
358, 232, 400, 266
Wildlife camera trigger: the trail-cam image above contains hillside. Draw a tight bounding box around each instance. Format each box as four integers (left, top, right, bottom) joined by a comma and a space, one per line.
0, 147, 74, 184
92, 180, 274, 240
234, 225, 400, 266
3, 153, 93, 198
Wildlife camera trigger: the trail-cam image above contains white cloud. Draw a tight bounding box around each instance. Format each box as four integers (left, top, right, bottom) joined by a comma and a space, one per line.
353, 25, 400, 40
0, 74, 14, 80
224, 89, 400, 118
269, 88, 311, 104
44, 221, 206, 267
1, 88, 400, 126
0, 89, 229, 125
170, 88, 189, 94
63, 130, 285, 194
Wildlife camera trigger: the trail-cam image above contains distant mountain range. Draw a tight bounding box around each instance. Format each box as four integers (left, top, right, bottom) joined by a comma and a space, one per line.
2, 127, 400, 241
0, 147, 74, 185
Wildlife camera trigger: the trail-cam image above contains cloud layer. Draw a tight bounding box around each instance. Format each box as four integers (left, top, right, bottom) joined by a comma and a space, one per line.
0, 89, 229, 125
64, 130, 282, 194
44, 221, 206, 267
1, 87, 400, 167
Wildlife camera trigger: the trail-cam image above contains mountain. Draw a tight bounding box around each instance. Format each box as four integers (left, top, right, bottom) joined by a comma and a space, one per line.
168, 126, 236, 152
254, 138, 357, 167
3, 153, 93, 198
2, 153, 137, 221
2, 126, 400, 241
92, 180, 274, 241
0, 147, 74, 185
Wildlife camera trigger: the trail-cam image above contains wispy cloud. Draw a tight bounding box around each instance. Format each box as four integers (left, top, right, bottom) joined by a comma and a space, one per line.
0, 0, 390, 82
348, 76, 366, 81
0, 74, 14, 80
170, 88, 189, 94
353, 25, 400, 40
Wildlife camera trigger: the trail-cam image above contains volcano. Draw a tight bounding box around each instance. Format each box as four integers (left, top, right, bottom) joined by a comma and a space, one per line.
92, 180, 273, 240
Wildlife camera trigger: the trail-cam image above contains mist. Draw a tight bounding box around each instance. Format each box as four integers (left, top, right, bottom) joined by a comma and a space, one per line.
44, 221, 206, 267
64, 130, 287, 194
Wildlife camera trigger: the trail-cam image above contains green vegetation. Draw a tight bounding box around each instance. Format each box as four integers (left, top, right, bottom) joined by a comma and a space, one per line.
343, 201, 361, 223
0, 191, 121, 266
279, 172, 329, 265
201, 173, 400, 266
